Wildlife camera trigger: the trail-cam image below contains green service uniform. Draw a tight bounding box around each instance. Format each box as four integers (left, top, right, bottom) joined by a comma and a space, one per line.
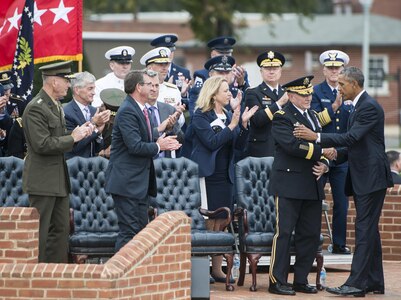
22, 88, 74, 263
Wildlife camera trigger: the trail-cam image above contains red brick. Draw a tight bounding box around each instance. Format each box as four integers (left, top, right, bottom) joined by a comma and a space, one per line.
72, 289, 99, 298
59, 279, 86, 288
19, 289, 45, 297
46, 289, 72, 298
31, 279, 58, 288
0, 288, 18, 297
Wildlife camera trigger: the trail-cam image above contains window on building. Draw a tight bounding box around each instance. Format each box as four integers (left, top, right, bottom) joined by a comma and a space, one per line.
367, 54, 389, 96
283, 54, 293, 68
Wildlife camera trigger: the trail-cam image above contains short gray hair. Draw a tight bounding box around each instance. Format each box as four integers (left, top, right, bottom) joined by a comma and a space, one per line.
70, 71, 96, 89
341, 66, 364, 88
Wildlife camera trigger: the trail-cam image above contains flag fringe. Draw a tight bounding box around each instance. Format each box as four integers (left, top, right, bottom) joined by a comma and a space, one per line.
0, 54, 83, 71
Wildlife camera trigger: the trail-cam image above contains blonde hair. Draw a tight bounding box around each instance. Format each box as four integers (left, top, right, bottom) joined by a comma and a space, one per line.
195, 76, 228, 113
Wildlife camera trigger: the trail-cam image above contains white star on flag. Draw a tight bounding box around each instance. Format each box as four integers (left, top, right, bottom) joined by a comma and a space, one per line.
7, 8, 22, 33
50, 0, 74, 24
34, 2, 47, 26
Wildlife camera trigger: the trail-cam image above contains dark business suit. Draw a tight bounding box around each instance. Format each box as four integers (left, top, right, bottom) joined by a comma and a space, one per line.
269, 102, 328, 286
312, 80, 353, 248
63, 100, 103, 159
245, 82, 285, 157
149, 101, 184, 158
105, 95, 158, 251
320, 91, 393, 290
22, 89, 74, 263
391, 171, 401, 184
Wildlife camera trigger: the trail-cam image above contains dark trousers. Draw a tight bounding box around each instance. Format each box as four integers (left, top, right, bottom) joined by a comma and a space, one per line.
345, 189, 386, 289
325, 163, 348, 246
113, 194, 149, 252
29, 195, 70, 263
270, 197, 322, 285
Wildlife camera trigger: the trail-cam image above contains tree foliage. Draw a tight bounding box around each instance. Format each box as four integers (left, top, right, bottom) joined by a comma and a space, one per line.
84, 0, 322, 41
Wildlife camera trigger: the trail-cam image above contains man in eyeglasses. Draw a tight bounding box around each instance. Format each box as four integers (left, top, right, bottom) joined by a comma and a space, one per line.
93, 46, 135, 108
140, 47, 186, 129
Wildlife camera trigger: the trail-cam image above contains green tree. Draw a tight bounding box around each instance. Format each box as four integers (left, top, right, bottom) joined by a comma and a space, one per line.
179, 0, 318, 42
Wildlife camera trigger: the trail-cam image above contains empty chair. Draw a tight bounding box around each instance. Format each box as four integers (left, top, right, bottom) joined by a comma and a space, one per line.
67, 156, 118, 263
0, 156, 29, 207
150, 157, 236, 291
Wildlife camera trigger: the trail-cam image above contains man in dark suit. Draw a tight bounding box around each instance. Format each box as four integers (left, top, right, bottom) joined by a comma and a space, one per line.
105, 69, 181, 252
268, 75, 330, 296
245, 50, 288, 157
295, 66, 393, 297
312, 50, 353, 254
386, 150, 401, 184
22, 61, 93, 263
63, 71, 111, 159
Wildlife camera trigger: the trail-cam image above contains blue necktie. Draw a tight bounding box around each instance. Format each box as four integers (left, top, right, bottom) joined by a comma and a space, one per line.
333, 89, 337, 99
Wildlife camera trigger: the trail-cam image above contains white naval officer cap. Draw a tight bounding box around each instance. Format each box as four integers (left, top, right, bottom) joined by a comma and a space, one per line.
140, 47, 171, 66
319, 50, 350, 67
105, 46, 135, 63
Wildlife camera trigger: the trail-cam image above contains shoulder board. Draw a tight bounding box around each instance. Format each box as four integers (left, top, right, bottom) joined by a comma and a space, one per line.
10, 94, 23, 101
37, 98, 43, 104
274, 110, 285, 115
16, 117, 23, 127
164, 82, 178, 89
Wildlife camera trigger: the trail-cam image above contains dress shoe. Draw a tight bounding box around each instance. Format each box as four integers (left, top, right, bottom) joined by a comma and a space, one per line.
326, 284, 365, 297
209, 276, 215, 284
268, 281, 296, 296
211, 275, 235, 284
293, 283, 318, 294
365, 285, 385, 294
332, 244, 351, 254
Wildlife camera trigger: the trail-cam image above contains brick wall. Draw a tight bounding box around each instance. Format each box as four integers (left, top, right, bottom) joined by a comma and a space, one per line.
0, 208, 192, 300
322, 185, 401, 261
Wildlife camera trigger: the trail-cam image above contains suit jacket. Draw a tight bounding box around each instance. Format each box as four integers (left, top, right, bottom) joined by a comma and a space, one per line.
63, 100, 103, 159
312, 80, 352, 133
22, 89, 74, 196
320, 91, 393, 196
245, 82, 285, 157
270, 102, 328, 200
190, 108, 249, 182
391, 171, 401, 184
105, 95, 159, 199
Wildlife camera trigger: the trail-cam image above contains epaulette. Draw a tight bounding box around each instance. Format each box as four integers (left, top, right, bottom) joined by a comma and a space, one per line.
15, 117, 23, 128
164, 82, 178, 89
9, 94, 24, 101
274, 110, 285, 115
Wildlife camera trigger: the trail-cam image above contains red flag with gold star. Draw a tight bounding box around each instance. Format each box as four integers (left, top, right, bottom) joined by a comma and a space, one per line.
0, 0, 82, 70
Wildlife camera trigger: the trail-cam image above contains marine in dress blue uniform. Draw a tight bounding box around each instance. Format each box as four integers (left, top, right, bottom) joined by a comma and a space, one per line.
311, 49, 352, 254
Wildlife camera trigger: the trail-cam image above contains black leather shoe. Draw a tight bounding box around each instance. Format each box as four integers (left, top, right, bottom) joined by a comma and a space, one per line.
332, 244, 351, 254
211, 275, 235, 284
293, 283, 318, 294
365, 285, 385, 294
269, 281, 296, 296
326, 285, 365, 297
209, 276, 215, 284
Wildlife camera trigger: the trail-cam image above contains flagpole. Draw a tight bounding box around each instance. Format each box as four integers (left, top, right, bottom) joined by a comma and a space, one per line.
78, 59, 82, 72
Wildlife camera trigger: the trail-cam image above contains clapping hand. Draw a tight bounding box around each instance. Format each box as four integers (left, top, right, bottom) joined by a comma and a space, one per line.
241, 105, 258, 128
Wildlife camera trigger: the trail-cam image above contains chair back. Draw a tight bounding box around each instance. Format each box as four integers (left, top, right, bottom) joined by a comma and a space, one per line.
235, 156, 276, 233
67, 156, 118, 233
151, 157, 206, 230
0, 156, 29, 207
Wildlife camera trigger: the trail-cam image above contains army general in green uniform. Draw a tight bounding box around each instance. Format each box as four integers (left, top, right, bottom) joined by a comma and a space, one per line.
22, 61, 93, 263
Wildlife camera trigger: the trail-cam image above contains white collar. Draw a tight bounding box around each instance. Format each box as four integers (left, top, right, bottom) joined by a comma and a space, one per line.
352, 90, 365, 107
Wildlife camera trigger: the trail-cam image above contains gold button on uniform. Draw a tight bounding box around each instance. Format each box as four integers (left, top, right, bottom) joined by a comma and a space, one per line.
336, 126, 340, 130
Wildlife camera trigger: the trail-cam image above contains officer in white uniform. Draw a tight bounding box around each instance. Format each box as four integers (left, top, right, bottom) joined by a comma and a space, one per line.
140, 47, 185, 128
93, 46, 135, 108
